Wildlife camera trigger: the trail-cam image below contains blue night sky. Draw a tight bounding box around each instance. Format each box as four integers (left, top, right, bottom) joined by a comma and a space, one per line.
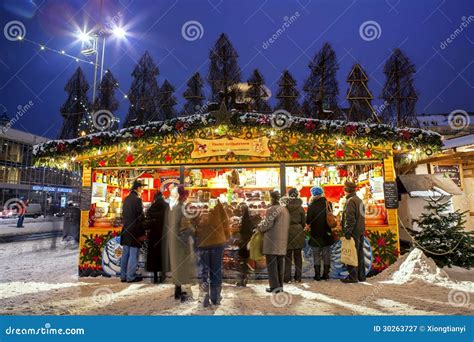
0, 0, 473, 139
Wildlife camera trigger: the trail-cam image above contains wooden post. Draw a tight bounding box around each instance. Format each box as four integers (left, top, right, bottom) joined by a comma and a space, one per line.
383, 155, 401, 253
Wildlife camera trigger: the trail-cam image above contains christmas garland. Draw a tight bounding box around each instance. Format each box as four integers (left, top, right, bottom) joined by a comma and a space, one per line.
33, 112, 442, 167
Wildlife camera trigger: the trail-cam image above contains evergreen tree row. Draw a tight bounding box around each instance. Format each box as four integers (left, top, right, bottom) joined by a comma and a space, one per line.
58, 33, 419, 139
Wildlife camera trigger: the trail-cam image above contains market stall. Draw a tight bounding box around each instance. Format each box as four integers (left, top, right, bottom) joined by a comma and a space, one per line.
33, 106, 442, 277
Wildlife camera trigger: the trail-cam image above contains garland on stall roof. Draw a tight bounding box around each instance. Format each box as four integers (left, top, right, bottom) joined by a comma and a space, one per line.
33, 112, 442, 164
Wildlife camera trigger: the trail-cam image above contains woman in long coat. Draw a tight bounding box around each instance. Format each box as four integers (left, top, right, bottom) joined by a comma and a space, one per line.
167, 185, 196, 301
145, 191, 169, 284
306, 186, 334, 280
284, 188, 306, 283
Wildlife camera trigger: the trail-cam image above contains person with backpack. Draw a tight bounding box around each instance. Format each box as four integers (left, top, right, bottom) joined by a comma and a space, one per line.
306, 186, 335, 281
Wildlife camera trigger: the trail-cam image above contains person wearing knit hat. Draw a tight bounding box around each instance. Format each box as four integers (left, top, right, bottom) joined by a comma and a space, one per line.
341, 180, 366, 283
306, 186, 334, 280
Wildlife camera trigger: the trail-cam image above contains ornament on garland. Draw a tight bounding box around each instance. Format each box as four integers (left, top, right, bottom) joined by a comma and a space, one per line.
164, 154, 172, 162
305, 121, 316, 132
125, 154, 134, 164
133, 128, 144, 138
175, 121, 185, 132
400, 130, 411, 140
345, 124, 357, 136
335, 149, 345, 158
98, 160, 106, 167
291, 151, 299, 159
364, 149, 372, 158
92, 137, 101, 145
56, 143, 66, 152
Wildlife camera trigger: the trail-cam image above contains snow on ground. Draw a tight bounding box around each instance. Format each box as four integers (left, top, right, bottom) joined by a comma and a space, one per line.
0, 239, 472, 315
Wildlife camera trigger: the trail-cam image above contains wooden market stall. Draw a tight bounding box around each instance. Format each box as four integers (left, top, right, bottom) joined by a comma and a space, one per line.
33, 106, 442, 277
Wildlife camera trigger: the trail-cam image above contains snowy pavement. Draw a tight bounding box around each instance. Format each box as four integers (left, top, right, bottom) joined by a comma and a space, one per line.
0, 217, 63, 239
0, 238, 473, 316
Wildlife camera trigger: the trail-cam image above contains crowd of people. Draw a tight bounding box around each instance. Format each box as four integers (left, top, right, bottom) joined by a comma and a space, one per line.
119, 179, 366, 306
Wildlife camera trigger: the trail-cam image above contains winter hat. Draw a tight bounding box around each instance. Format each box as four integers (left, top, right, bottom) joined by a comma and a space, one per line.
177, 185, 189, 201
310, 186, 323, 197
131, 180, 145, 190
269, 190, 281, 203
344, 181, 357, 193
288, 188, 299, 198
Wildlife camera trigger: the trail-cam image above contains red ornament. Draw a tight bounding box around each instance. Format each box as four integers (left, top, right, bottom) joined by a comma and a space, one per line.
375, 255, 382, 264
291, 151, 299, 159
94, 236, 103, 245
112, 231, 118, 237
133, 128, 144, 138
125, 154, 134, 164
377, 237, 386, 247
56, 143, 66, 152
258, 116, 270, 125
335, 149, 345, 158
92, 136, 101, 145
305, 121, 316, 131
400, 130, 411, 140
345, 124, 357, 136
98, 160, 106, 167
92, 256, 99, 262
164, 154, 172, 162
175, 121, 185, 132
81, 248, 87, 255
393, 249, 400, 257
364, 149, 372, 158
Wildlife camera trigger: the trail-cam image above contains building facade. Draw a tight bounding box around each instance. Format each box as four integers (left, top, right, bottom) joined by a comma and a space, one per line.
0, 116, 81, 215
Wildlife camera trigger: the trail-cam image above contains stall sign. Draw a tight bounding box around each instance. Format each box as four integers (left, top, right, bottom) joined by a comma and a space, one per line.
383, 181, 399, 209
432, 164, 462, 188
191, 137, 271, 158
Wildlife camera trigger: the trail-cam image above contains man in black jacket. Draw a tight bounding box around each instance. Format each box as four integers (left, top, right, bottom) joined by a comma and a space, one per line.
341, 181, 366, 283
120, 180, 146, 283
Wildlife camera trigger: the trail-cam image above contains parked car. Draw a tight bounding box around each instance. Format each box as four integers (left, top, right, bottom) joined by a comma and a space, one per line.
24, 203, 42, 218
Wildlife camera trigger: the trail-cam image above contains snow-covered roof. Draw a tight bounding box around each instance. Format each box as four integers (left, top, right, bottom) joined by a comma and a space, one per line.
0, 126, 49, 145
442, 134, 474, 150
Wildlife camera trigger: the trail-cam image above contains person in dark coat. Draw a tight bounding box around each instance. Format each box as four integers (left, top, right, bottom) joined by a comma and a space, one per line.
120, 180, 146, 283
306, 186, 334, 281
341, 181, 366, 283
236, 202, 253, 287
283, 188, 306, 283
145, 191, 169, 284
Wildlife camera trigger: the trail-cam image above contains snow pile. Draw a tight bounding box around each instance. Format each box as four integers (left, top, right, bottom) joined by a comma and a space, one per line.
0, 281, 91, 300
378, 248, 473, 292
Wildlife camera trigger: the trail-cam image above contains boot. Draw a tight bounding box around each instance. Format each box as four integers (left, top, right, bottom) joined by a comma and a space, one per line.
153, 272, 159, 284
321, 264, 330, 280
174, 285, 181, 299
313, 266, 321, 281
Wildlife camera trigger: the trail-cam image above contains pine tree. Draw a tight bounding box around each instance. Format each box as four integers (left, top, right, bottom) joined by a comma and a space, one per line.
59, 67, 91, 139
380, 48, 418, 127
275, 70, 301, 116
413, 196, 474, 269
246, 69, 271, 113
346, 63, 376, 122
303, 42, 340, 119
182, 72, 205, 116
158, 80, 177, 120
123, 51, 160, 127
92, 69, 119, 130
208, 33, 241, 102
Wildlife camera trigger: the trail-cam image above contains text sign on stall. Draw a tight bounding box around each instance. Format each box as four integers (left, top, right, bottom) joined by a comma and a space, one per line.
383, 181, 399, 209
80, 186, 92, 211
191, 137, 271, 158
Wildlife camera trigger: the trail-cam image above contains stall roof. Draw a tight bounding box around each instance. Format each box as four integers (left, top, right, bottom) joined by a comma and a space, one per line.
398, 174, 462, 197
443, 134, 474, 151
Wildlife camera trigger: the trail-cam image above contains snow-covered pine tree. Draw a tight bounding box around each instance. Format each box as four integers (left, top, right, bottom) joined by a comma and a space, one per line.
246, 69, 271, 113
380, 48, 418, 127
182, 72, 205, 116
123, 51, 160, 127
59, 67, 91, 139
208, 33, 241, 102
413, 195, 473, 268
275, 70, 301, 116
92, 69, 120, 130
158, 80, 178, 120
303, 42, 340, 120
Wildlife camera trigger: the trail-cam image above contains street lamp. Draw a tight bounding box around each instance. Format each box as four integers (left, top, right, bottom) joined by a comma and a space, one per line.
76, 26, 127, 102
